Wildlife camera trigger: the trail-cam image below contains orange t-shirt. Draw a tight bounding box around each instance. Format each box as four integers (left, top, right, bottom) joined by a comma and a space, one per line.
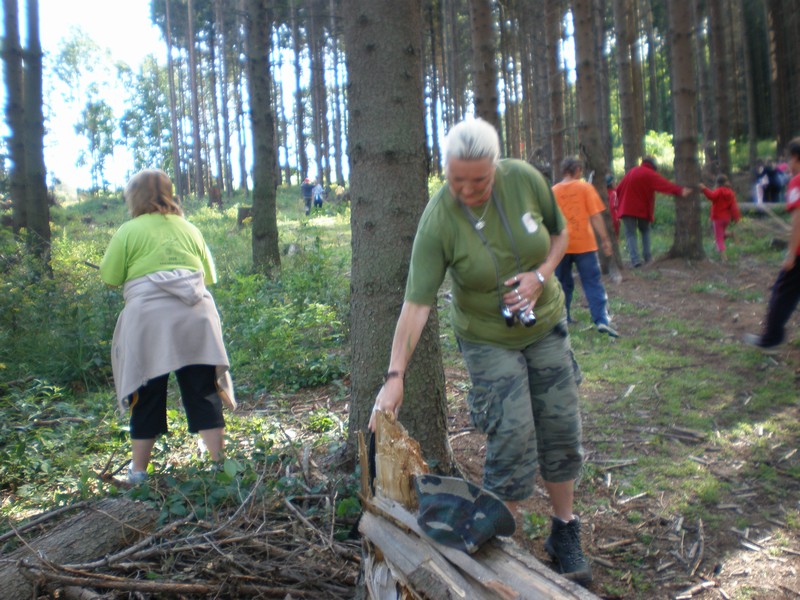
552, 179, 606, 254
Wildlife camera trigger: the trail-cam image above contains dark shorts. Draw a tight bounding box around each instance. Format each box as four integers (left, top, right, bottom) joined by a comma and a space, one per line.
457, 321, 584, 501
129, 364, 225, 439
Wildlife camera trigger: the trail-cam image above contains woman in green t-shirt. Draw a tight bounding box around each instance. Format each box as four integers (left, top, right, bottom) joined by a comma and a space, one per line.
369, 119, 592, 585
100, 169, 235, 486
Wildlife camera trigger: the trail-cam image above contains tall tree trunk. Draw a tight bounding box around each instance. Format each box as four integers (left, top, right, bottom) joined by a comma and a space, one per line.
708, 0, 731, 177
573, 0, 623, 279
215, 0, 234, 197
612, 0, 638, 171
545, 0, 565, 182
693, 0, 715, 169
629, 0, 645, 153
23, 0, 50, 264
165, 0, 184, 198
469, 0, 500, 131
736, 0, 758, 171
666, 0, 704, 260
642, 0, 660, 132
290, 0, 309, 180
307, 0, 328, 184
246, 0, 280, 275
765, 0, 794, 151
2, 0, 26, 234
329, 0, 346, 186
208, 32, 224, 194
186, 0, 204, 198
343, 0, 453, 472
425, 0, 442, 177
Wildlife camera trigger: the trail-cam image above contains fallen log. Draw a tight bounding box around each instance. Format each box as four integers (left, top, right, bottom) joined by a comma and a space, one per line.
0, 497, 159, 599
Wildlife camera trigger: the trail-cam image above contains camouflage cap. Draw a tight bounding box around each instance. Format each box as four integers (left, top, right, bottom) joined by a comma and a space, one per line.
414, 474, 516, 554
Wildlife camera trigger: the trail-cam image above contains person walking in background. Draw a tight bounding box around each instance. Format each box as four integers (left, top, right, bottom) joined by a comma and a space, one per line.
699, 175, 741, 261
606, 173, 621, 237
301, 177, 314, 216
100, 169, 236, 484
744, 138, 800, 352
553, 158, 618, 337
370, 118, 593, 585
312, 181, 325, 209
616, 156, 692, 268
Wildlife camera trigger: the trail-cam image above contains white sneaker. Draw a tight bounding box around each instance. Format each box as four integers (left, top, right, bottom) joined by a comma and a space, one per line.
127, 468, 148, 484
597, 322, 620, 338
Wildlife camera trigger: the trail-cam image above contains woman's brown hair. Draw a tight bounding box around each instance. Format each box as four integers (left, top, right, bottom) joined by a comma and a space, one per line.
124, 169, 182, 218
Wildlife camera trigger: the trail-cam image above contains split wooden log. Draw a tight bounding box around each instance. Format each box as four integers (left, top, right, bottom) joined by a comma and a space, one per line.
362, 496, 599, 600
358, 419, 600, 599
0, 497, 159, 599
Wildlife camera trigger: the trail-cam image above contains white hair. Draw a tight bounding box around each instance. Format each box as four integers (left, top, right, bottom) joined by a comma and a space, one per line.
443, 118, 501, 165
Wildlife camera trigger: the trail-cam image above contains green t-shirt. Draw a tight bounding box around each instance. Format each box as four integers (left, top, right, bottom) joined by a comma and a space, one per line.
99, 213, 216, 286
405, 159, 566, 350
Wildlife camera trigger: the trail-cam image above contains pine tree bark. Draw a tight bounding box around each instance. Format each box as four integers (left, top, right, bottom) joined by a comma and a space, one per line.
469, 0, 500, 131
246, 0, 281, 275
708, 0, 731, 177
2, 0, 26, 234
612, 0, 638, 171
22, 0, 50, 264
545, 0, 565, 181
666, 0, 704, 260
165, 0, 184, 199
343, 0, 454, 472
573, 0, 623, 279
186, 0, 205, 198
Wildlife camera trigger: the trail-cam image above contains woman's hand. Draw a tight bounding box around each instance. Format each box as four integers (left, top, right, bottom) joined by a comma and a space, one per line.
368, 377, 404, 431
503, 271, 545, 311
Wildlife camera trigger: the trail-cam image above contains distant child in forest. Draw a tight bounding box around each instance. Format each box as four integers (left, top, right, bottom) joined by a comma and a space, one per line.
699, 174, 741, 260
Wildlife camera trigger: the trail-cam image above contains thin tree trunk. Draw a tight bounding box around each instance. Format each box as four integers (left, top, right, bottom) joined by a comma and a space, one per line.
329, 0, 345, 186
573, 0, 622, 279
246, 0, 280, 275
708, 0, 731, 177
469, 0, 500, 131
165, 1, 183, 198
290, 0, 309, 180
186, 0, 204, 198
545, 0, 565, 181
666, 0, 704, 260
736, 0, 757, 170
612, 0, 638, 171
693, 0, 715, 169
23, 0, 50, 264
2, 0, 26, 233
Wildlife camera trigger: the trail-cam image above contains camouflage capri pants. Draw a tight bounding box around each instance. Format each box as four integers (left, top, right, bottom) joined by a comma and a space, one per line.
457, 321, 584, 501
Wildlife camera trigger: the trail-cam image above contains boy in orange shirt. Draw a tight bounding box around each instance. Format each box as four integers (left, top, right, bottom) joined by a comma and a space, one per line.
553, 158, 618, 337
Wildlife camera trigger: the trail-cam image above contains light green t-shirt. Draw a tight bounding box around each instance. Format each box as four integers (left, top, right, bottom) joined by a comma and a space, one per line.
405, 159, 566, 350
99, 213, 216, 286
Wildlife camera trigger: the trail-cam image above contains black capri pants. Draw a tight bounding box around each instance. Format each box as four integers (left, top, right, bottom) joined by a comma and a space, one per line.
129, 364, 225, 439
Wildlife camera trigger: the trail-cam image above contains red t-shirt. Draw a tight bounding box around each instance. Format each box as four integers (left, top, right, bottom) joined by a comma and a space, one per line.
787, 173, 800, 256
616, 162, 684, 222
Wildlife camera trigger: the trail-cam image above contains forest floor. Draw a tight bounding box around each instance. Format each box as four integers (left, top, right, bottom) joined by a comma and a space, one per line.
446, 252, 800, 599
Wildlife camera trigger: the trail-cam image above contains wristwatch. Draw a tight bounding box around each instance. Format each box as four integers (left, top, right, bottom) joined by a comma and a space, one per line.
534, 270, 546, 285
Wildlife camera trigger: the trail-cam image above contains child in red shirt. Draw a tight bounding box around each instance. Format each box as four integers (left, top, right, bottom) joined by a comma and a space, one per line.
699, 175, 741, 260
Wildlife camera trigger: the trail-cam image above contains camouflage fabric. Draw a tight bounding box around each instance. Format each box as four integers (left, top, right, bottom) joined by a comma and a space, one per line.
457, 320, 584, 501
414, 474, 516, 554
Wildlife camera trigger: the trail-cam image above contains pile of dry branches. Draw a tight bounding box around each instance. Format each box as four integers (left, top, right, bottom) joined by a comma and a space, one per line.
3, 473, 362, 599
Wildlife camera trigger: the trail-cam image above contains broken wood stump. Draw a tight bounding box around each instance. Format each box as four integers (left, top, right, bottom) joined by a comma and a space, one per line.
0, 497, 159, 599
358, 412, 600, 599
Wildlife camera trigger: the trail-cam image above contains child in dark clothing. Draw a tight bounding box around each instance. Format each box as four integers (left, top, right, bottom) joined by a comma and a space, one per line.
699, 175, 741, 260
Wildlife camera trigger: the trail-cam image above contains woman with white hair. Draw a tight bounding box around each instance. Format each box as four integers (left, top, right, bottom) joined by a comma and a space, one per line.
369, 119, 592, 585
